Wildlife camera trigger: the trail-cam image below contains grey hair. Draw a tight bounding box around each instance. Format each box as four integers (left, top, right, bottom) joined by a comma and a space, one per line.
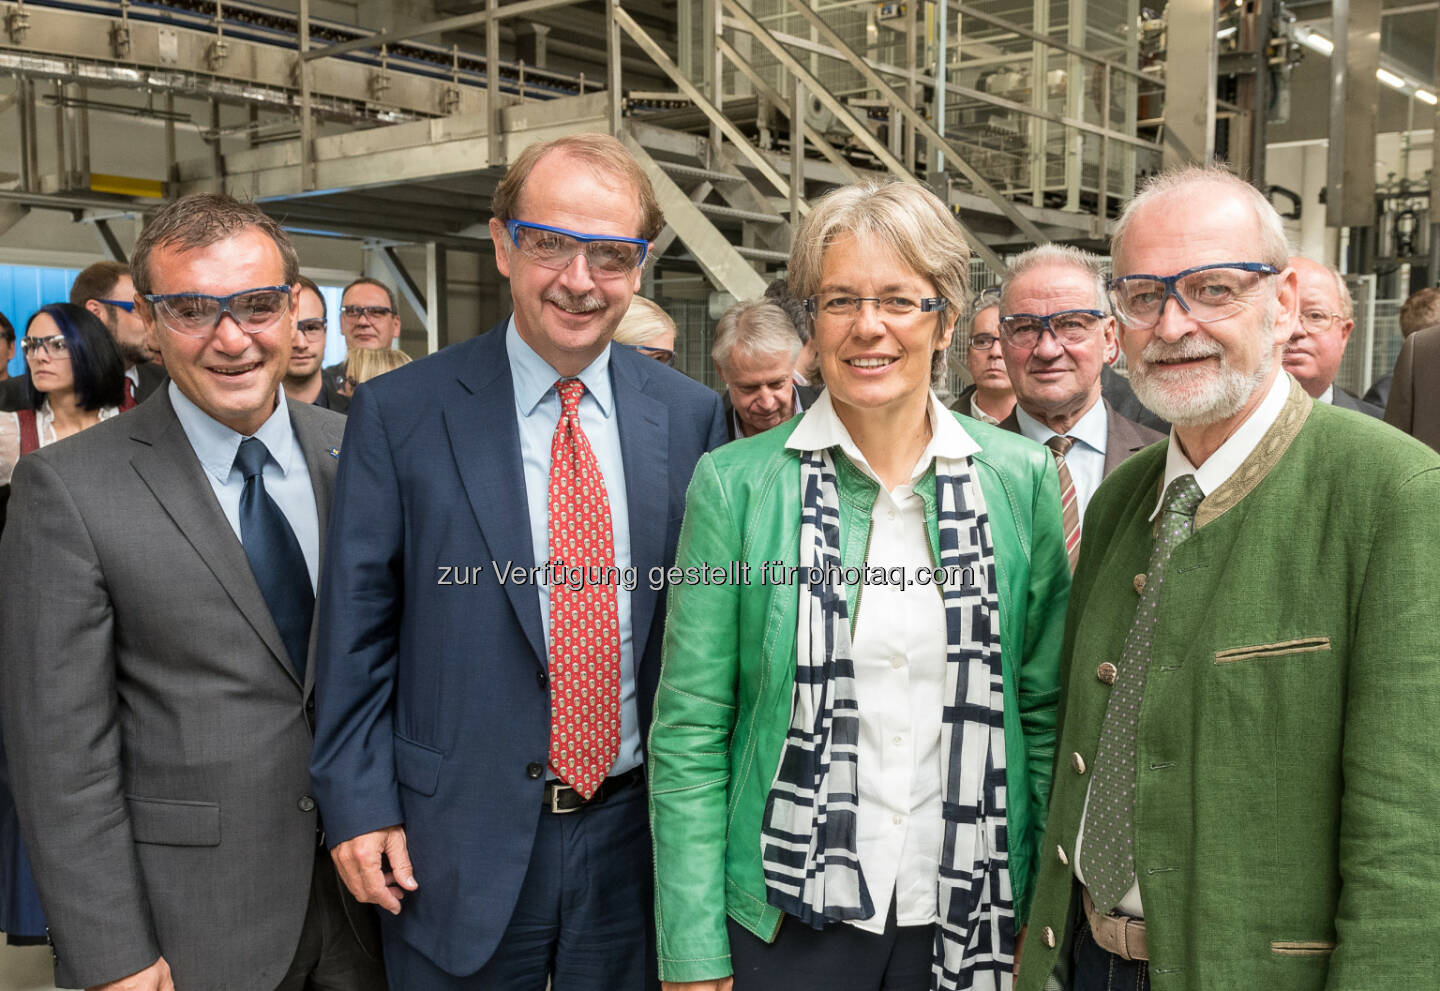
787, 179, 967, 384
1325, 264, 1354, 321
1000, 244, 1111, 315
1111, 164, 1290, 272
712, 299, 801, 375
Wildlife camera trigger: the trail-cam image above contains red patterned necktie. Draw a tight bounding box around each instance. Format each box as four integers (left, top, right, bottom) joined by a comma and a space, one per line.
546, 378, 622, 798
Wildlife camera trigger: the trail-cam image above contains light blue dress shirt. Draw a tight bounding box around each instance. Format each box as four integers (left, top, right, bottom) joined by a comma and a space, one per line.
1015, 397, 1109, 526
169, 382, 321, 591
506, 319, 640, 778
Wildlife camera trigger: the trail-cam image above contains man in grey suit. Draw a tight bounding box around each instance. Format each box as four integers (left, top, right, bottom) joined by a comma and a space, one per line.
995, 244, 1164, 565
0, 195, 383, 991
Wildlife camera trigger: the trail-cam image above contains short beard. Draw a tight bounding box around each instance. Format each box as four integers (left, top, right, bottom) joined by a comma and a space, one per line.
117, 340, 152, 367
1130, 322, 1274, 429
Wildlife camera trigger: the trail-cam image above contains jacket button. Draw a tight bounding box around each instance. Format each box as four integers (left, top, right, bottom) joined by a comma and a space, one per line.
1134, 573, 1146, 594
537, 671, 549, 688
526, 762, 545, 779
1096, 662, 1117, 685
1042, 926, 1056, 948
1057, 844, 1069, 866
1072, 752, 1087, 774
298, 795, 316, 812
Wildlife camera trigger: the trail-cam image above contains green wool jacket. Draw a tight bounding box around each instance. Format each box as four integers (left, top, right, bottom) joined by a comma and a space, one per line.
1018, 378, 1440, 991
649, 412, 1071, 983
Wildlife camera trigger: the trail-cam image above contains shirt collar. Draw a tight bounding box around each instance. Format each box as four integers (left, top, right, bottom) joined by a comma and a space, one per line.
1319, 383, 1334, 405
168, 380, 296, 485
786, 389, 980, 488
1014, 395, 1109, 455
505, 316, 614, 418
125, 366, 140, 389
1150, 369, 1290, 519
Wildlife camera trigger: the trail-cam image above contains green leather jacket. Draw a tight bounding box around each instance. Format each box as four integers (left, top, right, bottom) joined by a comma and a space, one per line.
648, 413, 1070, 983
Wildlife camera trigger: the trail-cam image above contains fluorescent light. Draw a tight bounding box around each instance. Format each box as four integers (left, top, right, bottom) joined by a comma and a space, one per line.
1216, 26, 1237, 39
1377, 68, 1406, 90
1300, 31, 1334, 55
1418, 89, 1438, 105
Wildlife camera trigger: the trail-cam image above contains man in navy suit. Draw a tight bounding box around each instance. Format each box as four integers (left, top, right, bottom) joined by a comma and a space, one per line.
311, 133, 727, 990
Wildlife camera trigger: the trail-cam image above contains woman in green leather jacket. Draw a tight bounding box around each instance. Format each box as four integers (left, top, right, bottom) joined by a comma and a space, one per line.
649, 179, 1070, 991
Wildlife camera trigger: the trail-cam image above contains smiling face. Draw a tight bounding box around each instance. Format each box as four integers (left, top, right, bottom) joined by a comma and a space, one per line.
24, 312, 74, 396
489, 150, 646, 378
1284, 257, 1353, 399
1000, 262, 1114, 429
1115, 188, 1294, 431
140, 227, 295, 436
812, 232, 954, 429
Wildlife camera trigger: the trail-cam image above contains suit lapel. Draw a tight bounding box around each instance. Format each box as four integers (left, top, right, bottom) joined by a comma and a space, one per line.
127, 392, 300, 687
290, 400, 339, 697
611, 350, 669, 657
445, 328, 549, 669
1103, 400, 1150, 476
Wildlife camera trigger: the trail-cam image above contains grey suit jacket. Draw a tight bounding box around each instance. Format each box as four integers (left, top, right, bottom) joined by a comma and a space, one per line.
997, 398, 1165, 479
0, 390, 351, 990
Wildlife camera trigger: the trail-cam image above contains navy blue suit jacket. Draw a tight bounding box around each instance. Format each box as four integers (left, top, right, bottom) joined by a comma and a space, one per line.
311, 321, 726, 976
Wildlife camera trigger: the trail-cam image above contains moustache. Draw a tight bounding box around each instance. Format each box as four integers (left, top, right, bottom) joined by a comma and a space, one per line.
1140, 338, 1223, 365
543, 289, 605, 314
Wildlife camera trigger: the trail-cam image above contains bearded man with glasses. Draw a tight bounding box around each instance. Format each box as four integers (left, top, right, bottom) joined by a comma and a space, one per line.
993, 245, 1163, 570
0, 193, 385, 991
1017, 165, 1440, 991
310, 133, 725, 991
284, 275, 349, 413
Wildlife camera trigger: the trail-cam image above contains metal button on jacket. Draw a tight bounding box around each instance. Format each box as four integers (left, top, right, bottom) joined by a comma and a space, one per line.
1097, 662, 1118, 685
1042, 926, 1056, 948
1072, 752, 1087, 774
1057, 844, 1070, 866
297, 795, 316, 812
526, 762, 545, 779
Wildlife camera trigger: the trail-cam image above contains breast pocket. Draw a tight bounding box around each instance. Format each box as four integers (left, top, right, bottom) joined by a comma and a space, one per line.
1213, 637, 1332, 664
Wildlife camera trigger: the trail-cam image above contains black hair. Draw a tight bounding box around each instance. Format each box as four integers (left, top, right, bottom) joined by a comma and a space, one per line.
24, 302, 126, 411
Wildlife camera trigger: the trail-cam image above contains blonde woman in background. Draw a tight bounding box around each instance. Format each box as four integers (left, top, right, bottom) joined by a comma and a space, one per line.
613, 295, 677, 365
341, 347, 413, 396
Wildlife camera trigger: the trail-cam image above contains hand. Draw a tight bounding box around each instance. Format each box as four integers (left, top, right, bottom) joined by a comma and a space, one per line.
1013, 924, 1027, 976
662, 980, 733, 991
331, 825, 418, 915
88, 957, 174, 991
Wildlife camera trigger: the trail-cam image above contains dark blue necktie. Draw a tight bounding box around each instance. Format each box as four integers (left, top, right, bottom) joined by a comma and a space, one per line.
234, 437, 314, 680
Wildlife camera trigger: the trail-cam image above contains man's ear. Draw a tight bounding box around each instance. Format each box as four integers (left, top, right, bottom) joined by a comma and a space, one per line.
489, 218, 511, 278
84, 298, 106, 323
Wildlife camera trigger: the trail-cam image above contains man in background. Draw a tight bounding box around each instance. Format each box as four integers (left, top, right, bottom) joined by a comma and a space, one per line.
284, 275, 349, 413
952, 295, 1014, 424
1366, 286, 1440, 409
713, 298, 818, 440
323, 277, 401, 391
1283, 256, 1382, 417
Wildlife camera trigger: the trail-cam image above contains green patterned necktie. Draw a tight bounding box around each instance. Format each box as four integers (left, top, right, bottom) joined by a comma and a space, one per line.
1080, 473, 1205, 913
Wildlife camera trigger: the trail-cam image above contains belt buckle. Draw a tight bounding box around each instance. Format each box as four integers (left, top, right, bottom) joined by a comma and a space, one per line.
549, 783, 583, 814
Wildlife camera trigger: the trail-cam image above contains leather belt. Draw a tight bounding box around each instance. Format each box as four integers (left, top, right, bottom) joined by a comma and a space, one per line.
542, 766, 643, 814
1082, 887, 1148, 962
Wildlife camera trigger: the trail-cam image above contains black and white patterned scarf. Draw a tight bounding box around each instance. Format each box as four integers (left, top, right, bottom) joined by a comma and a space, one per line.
760, 448, 1015, 991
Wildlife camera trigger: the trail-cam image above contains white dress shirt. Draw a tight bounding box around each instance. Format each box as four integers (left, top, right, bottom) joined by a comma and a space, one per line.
969, 395, 1001, 426
786, 390, 983, 932
1074, 369, 1290, 918
1014, 397, 1109, 523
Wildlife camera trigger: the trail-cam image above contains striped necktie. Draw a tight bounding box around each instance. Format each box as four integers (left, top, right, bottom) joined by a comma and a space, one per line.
1045, 435, 1081, 571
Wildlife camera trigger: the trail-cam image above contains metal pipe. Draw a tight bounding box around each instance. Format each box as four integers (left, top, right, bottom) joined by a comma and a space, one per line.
934, 0, 946, 174
299, 0, 313, 192
304, 0, 580, 62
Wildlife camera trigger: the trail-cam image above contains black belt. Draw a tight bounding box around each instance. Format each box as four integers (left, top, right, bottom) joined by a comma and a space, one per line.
542, 766, 644, 814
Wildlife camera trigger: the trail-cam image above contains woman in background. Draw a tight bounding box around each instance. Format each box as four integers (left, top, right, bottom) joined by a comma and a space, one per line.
613, 295, 677, 366
340, 346, 413, 396
0, 301, 126, 947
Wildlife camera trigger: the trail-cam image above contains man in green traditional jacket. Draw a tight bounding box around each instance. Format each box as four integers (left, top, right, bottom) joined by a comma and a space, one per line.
1017, 165, 1440, 991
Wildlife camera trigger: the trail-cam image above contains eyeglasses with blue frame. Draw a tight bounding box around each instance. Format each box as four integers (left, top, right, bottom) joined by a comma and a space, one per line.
504, 220, 649, 275
1108, 262, 1281, 328
142, 285, 294, 338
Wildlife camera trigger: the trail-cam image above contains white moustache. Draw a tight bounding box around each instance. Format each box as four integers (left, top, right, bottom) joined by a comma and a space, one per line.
1141, 339, 1222, 364
544, 290, 605, 314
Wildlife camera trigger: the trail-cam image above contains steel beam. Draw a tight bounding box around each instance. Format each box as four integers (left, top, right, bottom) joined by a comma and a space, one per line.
379, 246, 427, 320
304, 0, 580, 61
92, 217, 128, 262
1326, 0, 1381, 228
1162, 0, 1217, 166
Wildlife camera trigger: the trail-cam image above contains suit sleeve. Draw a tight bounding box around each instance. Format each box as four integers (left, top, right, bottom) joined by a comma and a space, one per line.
648, 453, 743, 983
1018, 451, 1069, 885
1326, 466, 1440, 988
0, 455, 162, 987
703, 390, 727, 453
310, 384, 408, 844
1382, 333, 1416, 435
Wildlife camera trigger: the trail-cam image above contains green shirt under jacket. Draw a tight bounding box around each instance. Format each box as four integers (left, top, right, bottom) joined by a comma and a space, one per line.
1018, 378, 1440, 991
649, 412, 1071, 983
